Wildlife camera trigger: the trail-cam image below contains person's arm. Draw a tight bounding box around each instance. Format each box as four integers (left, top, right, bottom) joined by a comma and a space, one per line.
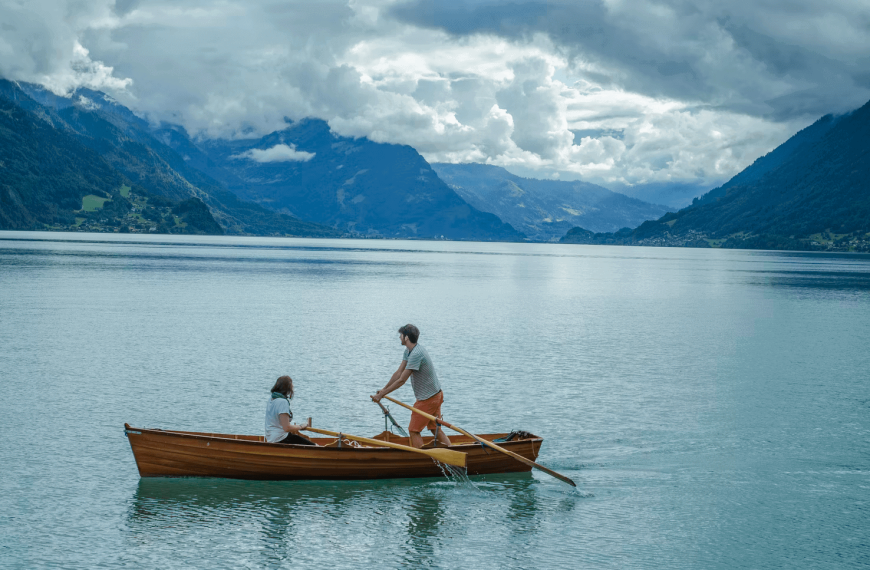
372, 362, 412, 402
279, 414, 311, 434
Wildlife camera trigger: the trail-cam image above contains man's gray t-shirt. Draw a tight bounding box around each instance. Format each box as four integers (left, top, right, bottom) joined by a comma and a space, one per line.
403, 344, 441, 401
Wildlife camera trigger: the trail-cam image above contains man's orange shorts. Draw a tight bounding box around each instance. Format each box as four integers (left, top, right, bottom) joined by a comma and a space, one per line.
408, 390, 443, 433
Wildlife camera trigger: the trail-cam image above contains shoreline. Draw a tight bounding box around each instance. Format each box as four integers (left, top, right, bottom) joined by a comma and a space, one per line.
3, 228, 870, 255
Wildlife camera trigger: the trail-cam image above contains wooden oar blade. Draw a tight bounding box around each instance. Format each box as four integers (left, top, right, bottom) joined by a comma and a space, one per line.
426, 447, 467, 468
383, 395, 577, 488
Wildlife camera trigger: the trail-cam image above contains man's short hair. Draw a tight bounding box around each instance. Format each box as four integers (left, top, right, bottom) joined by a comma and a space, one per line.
398, 324, 420, 344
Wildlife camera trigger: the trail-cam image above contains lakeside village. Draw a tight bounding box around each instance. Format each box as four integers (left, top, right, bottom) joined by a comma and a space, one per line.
41, 185, 870, 252
49, 185, 215, 235
645, 230, 870, 253
567, 228, 870, 253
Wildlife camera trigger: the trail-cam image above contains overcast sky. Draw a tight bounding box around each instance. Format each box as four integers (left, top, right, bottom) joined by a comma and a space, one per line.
2, 0, 869, 190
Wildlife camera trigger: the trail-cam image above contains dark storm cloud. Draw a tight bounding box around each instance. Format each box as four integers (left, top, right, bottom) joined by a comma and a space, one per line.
1, 0, 867, 192
390, 0, 870, 120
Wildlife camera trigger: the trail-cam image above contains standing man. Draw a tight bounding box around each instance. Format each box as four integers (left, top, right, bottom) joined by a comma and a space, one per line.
372, 324, 451, 449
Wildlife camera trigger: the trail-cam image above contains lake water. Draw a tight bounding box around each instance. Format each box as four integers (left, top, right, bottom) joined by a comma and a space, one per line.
1, 231, 869, 569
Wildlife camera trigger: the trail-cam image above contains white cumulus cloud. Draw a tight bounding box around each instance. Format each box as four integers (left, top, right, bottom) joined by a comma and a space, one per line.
232, 144, 315, 163
1, 0, 868, 198
0, 1, 131, 95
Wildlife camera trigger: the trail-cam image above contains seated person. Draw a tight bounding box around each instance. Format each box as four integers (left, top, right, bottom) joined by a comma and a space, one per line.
266, 375, 316, 446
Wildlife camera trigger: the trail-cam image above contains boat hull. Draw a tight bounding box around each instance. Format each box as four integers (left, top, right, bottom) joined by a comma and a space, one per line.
125, 425, 543, 481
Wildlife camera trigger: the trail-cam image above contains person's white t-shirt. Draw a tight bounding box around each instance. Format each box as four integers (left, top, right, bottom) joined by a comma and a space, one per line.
265, 397, 291, 443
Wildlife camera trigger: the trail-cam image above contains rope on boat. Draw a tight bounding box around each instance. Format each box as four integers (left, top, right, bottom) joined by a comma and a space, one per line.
333, 433, 363, 448
477, 431, 533, 453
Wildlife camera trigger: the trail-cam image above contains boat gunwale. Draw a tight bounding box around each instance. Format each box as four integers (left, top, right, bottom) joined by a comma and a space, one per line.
124, 424, 543, 452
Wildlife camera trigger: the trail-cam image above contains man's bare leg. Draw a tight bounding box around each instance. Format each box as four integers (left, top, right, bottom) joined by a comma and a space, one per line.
410, 430, 424, 448
431, 428, 451, 447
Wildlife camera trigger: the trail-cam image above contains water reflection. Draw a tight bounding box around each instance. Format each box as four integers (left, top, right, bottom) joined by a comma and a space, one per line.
129, 478, 371, 525
505, 476, 542, 536
127, 473, 555, 567
401, 489, 446, 565
5, 233, 867, 569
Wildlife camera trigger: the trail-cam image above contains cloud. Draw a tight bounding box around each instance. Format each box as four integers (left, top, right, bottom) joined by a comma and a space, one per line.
390, 0, 870, 120
76, 95, 100, 111
0, 1, 131, 94
232, 144, 315, 163
1, 0, 868, 196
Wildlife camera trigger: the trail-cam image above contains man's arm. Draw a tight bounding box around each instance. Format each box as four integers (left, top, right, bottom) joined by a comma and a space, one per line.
372, 363, 412, 402
389, 361, 407, 384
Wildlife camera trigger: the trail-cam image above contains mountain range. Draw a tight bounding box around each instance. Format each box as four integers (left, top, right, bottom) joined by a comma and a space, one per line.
432, 163, 670, 241
160, 120, 522, 240
562, 98, 870, 252
0, 80, 522, 241
5, 76, 864, 251
605, 181, 709, 210
0, 80, 338, 236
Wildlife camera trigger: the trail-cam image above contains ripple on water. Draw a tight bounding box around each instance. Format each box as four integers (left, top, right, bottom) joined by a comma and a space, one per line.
2, 236, 869, 569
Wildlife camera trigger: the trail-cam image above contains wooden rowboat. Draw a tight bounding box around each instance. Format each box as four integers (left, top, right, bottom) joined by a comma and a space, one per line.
124, 423, 543, 480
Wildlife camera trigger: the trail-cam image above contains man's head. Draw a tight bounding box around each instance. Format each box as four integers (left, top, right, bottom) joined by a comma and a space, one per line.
398, 324, 420, 345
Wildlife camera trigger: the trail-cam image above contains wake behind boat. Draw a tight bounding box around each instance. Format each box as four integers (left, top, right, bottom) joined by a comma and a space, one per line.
124, 424, 543, 480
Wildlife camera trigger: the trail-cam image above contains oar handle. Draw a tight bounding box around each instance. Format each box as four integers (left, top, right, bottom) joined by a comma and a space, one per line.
382, 395, 576, 487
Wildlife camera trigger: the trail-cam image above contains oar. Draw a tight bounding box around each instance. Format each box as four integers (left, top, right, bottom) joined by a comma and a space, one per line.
302, 426, 467, 468
375, 400, 409, 437
382, 395, 576, 487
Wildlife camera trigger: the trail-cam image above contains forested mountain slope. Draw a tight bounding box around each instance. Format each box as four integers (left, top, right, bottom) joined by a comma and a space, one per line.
1, 80, 339, 237
562, 99, 870, 251
0, 95, 123, 229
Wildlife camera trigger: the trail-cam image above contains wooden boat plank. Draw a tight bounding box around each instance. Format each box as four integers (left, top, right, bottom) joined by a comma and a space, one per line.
131, 440, 536, 476
132, 447, 425, 479
131, 430, 527, 460
133, 447, 532, 479
136, 451, 375, 479
125, 425, 543, 480
133, 439, 436, 470
135, 450, 448, 480
130, 430, 539, 464
131, 438, 449, 479
133, 440, 436, 473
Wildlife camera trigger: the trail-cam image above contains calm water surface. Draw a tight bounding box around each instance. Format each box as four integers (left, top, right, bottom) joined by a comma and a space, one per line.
1, 231, 869, 569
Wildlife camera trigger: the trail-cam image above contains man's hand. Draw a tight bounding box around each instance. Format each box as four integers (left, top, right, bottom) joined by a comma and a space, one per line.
371, 391, 383, 403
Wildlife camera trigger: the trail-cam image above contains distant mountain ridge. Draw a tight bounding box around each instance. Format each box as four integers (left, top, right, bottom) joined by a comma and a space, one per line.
561, 99, 870, 252
0, 90, 226, 235
432, 163, 670, 241
3, 79, 523, 241
1, 80, 338, 236
605, 181, 708, 210
160, 120, 524, 241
